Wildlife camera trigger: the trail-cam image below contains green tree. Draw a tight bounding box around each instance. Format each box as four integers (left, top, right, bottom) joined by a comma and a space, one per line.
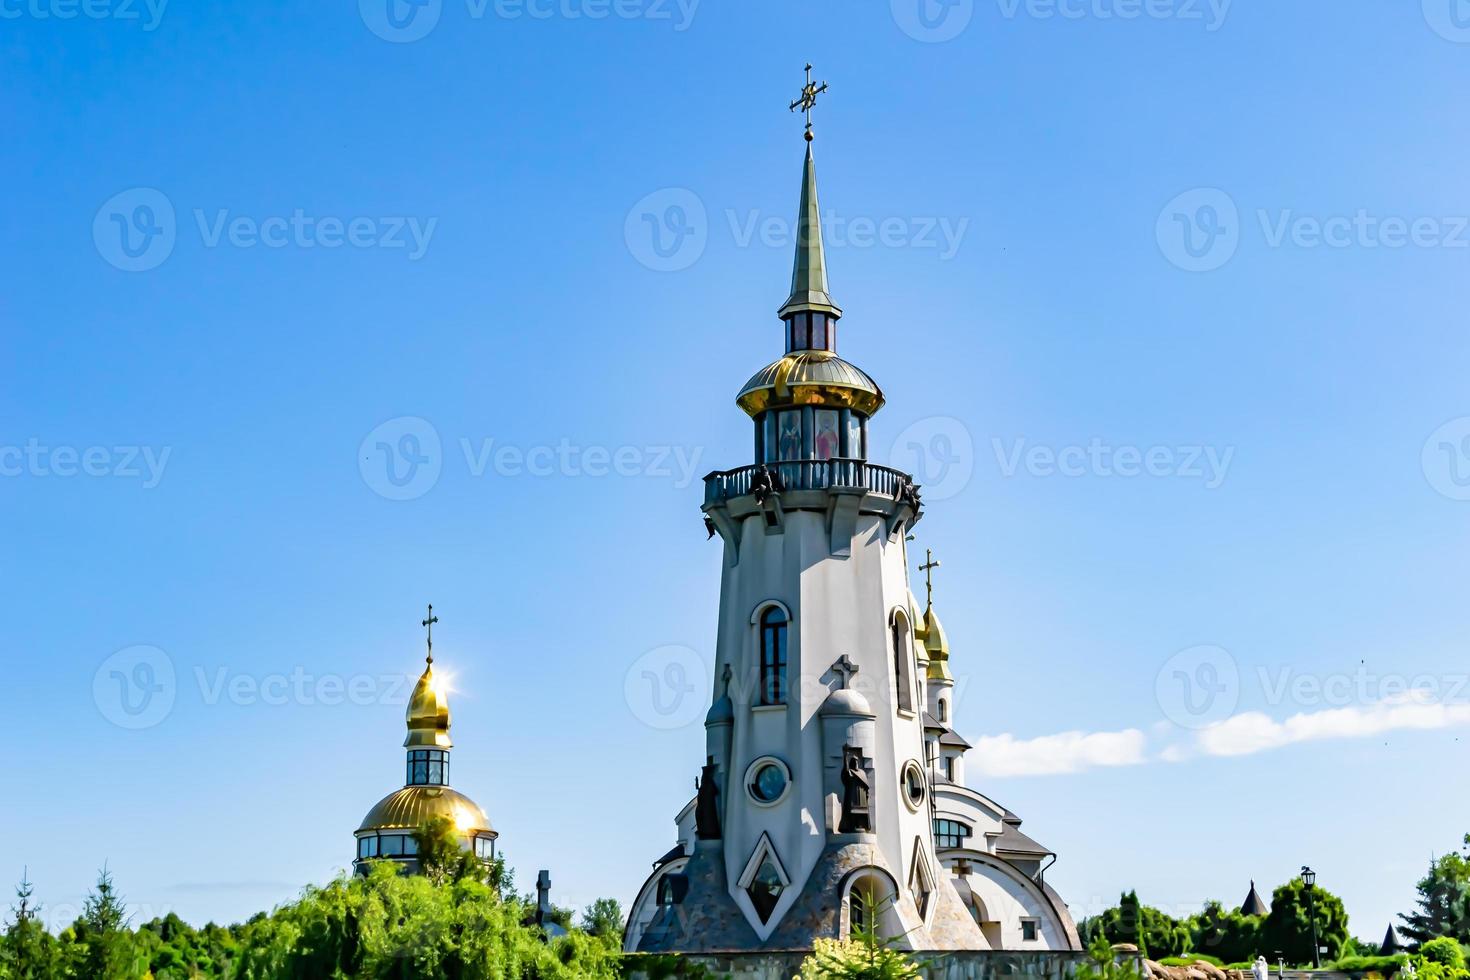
1075, 933, 1149, 980
65, 865, 146, 980
579, 898, 624, 941
1263, 876, 1351, 966
1082, 892, 1192, 959
1, 870, 62, 980
1402, 837, 1470, 946
413, 815, 481, 885
795, 885, 922, 979
1190, 900, 1265, 963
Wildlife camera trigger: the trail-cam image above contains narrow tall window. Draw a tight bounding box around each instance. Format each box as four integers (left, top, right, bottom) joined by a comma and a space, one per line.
849, 887, 871, 936
759, 607, 788, 705
891, 612, 914, 713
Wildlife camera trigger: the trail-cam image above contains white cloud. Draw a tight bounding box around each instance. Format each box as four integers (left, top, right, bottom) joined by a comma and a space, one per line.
970, 728, 1149, 778
969, 694, 1470, 777
1193, 697, 1470, 758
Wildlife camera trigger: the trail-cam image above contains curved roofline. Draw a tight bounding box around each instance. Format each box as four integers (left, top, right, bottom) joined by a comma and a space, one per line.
942, 848, 1081, 951
357, 784, 494, 834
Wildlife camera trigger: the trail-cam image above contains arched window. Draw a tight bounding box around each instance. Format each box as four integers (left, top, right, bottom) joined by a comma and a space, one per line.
849, 886, 871, 936
759, 607, 788, 705
890, 611, 914, 713
844, 871, 895, 939
937, 698, 948, 723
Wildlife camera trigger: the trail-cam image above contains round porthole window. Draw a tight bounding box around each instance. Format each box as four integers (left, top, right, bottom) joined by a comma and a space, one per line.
745, 756, 792, 806
901, 760, 926, 811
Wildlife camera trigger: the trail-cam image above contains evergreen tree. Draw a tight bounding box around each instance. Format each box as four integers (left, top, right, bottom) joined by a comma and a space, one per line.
72, 864, 143, 980
1402, 836, 1470, 945
1, 870, 61, 980
1263, 876, 1351, 966
1082, 891, 1192, 959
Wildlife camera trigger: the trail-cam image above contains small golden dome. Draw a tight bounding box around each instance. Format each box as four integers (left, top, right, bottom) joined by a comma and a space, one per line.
736, 351, 884, 418
357, 785, 494, 836
405, 663, 452, 750
924, 605, 953, 682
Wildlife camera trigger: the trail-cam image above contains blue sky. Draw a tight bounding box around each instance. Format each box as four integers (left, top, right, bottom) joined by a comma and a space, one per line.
5, 0, 1470, 944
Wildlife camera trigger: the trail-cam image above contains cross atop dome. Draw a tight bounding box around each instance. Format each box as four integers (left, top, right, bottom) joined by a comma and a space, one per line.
422, 604, 439, 664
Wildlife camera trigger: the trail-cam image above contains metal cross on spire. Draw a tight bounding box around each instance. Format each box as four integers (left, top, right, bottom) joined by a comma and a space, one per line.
789, 62, 829, 142
920, 549, 941, 608
421, 604, 439, 663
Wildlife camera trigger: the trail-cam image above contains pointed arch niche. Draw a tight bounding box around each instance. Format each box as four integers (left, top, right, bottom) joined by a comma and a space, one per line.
888, 606, 915, 715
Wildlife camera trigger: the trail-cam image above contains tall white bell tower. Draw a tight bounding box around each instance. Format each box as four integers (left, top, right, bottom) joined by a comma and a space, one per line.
631, 67, 985, 953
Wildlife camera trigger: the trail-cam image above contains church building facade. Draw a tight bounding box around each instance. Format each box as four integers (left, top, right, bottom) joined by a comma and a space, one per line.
624, 76, 1080, 954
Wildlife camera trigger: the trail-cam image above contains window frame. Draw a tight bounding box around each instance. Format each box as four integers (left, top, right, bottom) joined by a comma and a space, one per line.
757, 605, 790, 706
933, 818, 973, 850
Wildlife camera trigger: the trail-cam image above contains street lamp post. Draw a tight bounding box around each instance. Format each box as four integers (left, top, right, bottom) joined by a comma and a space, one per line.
1302, 866, 1321, 970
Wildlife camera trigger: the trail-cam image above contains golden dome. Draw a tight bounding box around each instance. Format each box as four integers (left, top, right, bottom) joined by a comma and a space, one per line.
736, 351, 884, 418
405, 663, 452, 749
924, 604, 953, 682
357, 785, 495, 835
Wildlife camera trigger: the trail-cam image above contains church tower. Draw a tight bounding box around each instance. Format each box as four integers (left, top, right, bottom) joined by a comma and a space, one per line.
354, 607, 499, 875
627, 68, 985, 953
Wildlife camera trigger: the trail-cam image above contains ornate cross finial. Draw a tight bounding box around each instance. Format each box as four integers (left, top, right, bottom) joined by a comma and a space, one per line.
831, 654, 860, 690
789, 62, 829, 143
920, 549, 941, 607
421, 604, 439, 664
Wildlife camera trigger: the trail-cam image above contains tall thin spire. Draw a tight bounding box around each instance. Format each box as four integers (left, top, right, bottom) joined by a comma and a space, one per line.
779, 65, 842, 321
778, 144, 843, 320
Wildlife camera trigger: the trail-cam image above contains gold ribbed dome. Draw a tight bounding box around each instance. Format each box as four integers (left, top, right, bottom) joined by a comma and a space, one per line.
405, 663, 452, 749
736, 350, 884, 417
924, 604, 953, 682
357, 785, 494, 835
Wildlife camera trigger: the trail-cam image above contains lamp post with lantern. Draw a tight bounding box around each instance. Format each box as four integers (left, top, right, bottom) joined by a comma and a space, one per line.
1302, 866, 1322, 969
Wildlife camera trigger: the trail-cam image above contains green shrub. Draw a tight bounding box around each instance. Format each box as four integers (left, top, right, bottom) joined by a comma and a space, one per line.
1331, 954, 1408, 973
1421, 938, 1468, 971
1160, 954, 1225, 967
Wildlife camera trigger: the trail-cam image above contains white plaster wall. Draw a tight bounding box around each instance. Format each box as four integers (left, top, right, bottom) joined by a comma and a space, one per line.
964, 863, 1070, 950
710, 506, 943, 938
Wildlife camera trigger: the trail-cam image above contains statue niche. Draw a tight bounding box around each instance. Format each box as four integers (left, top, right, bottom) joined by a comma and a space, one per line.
838, 746, 871, 834
694, 756, 721, 840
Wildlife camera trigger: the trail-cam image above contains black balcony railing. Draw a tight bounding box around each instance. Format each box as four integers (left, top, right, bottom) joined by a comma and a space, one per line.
703, 458, 918, 507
